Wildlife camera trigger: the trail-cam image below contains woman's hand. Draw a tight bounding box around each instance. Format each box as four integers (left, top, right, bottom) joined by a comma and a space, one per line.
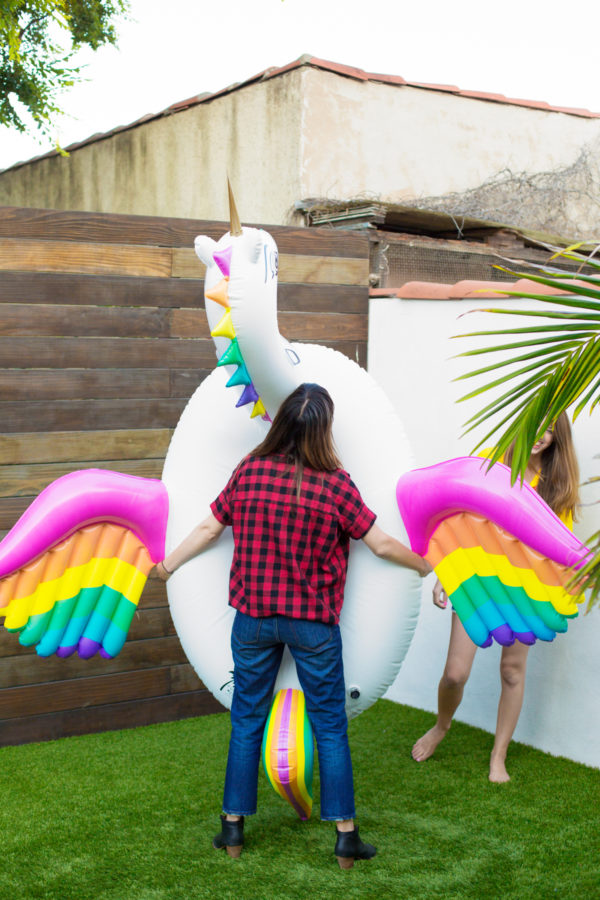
155, 560, 172, 582
418, 557, 433, 578
432, 578, 448, 608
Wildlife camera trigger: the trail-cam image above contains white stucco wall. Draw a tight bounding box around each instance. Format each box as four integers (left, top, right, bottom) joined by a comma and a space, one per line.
300, 69, 600, 216
0, 71, 304, 225
2, 62, 600, 232
369, 295, 600, 769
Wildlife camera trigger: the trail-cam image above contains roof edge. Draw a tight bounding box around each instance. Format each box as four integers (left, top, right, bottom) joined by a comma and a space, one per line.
3, 55, 599, 173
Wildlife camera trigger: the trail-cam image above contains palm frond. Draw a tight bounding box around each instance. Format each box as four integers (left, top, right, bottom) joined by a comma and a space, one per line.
457, 245, 600, 607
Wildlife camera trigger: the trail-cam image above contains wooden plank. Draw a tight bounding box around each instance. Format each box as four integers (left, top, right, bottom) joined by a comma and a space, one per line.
279, 312, 367, 341
0, 398, 188, 433
0, 339, 362, 380
0, 271, 204, 308
173, 248, 369, 285
278, 283, 368, 315
0, 336, 216, 369
0, 370, 172, 402
0, 238, 172, 278
170, 309, 366, 341
170, 369, 211, 397
0, 457, 163, 497
0, 303, 170, 338
0, 496, 30, 529
0, 429, 173, 465
128, 607, 175, 641
8, 302, 367, 341
0, 636, 187, 688
0, 271, 367, 313
139, 579, 168, 609
278, 254, 369, 286
170, 663, 203, 693
169, 309, 218, 338
0, 667, 171, 718
0, 690, 225, 747
171, 249, 220, 280
0, 207, 369, 257
0, 607, 173, 661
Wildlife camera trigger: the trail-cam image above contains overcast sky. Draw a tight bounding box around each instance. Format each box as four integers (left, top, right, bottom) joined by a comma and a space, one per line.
1, 0, 600, 170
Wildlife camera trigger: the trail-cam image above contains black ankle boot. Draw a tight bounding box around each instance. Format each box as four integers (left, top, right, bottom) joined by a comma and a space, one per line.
334, 826, 376, 869
213, 814, 244, 858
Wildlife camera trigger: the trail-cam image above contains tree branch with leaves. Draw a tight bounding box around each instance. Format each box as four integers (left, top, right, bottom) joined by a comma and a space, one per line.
0, 0, 129, 136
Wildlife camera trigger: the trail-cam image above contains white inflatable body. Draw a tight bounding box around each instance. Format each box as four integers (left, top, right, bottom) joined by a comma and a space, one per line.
162, 226, 421, 717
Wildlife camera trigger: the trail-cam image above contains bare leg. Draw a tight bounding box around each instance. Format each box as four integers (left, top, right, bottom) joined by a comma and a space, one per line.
489, 642, 529, 782
412, 614, 478, 761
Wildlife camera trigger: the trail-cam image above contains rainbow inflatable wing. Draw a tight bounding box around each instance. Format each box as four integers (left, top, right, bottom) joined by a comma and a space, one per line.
0, 470, 168, 659
396, 458, 590, 647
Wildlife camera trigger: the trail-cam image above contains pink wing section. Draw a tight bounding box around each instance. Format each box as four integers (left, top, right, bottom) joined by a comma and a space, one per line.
396, 458, 589, 648
396, 457, 587, 568
0, 470, 169, 578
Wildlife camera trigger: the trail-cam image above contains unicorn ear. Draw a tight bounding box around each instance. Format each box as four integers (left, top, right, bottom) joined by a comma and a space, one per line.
242, 229, 263, 264
194, 235, 219, 267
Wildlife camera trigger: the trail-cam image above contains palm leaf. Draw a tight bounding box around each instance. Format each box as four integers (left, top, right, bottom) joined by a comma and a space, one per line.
457, 246, 600, 606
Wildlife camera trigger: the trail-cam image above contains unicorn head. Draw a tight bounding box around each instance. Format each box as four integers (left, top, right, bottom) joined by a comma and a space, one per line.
194, 183, 304, 419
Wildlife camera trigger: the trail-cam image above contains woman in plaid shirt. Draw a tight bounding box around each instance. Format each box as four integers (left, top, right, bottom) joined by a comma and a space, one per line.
157, 383, 430, 867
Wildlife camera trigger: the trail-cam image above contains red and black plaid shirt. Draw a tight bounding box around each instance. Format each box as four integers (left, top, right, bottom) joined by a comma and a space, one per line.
210, 454, 376, 624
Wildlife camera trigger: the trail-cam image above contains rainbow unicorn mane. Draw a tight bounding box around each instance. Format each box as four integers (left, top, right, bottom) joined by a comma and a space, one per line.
204, 246, 268, 421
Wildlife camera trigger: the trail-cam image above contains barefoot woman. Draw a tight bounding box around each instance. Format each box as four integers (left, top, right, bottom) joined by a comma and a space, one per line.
412, 414, 579, 782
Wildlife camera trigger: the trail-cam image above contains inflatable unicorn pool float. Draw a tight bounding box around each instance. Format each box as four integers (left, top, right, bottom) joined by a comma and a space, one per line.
0, 188, 589, 819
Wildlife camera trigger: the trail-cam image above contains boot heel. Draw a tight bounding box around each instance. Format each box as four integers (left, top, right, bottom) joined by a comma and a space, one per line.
334, 825, 376, 867
213, 814, 244, 857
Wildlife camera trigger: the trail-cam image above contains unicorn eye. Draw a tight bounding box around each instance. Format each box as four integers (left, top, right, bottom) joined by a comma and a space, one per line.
263, 246, 279, 282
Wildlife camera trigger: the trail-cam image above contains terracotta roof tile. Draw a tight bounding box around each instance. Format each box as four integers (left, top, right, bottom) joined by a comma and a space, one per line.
4, 55, 599, 172
457, 90, 510, 102
168, 94, 212, 112
408, 81, 461, 93
306, 57, 370, 81
366, 71, 408, 86
549, 105, 599, 117
370, 278, 585, 300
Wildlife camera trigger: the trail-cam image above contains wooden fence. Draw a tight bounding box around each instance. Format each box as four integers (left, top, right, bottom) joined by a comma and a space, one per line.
0, 206, 370, 746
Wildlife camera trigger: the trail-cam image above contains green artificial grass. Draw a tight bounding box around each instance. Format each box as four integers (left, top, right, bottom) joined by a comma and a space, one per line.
0, 701, 598, 900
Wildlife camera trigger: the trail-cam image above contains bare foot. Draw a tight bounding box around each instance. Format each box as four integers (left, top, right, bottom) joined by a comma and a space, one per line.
489, 754, 511, 783
411, 724, 448, 761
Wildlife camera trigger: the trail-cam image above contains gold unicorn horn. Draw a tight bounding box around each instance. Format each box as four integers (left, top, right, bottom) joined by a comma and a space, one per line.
228, 177, 242, 236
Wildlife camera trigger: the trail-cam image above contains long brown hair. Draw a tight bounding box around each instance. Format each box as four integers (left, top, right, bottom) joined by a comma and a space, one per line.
251, 383, 342, 498
504, 412, 580, 519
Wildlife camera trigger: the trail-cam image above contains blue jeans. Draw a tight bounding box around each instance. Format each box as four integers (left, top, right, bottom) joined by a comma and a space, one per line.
222, 611, 355, 820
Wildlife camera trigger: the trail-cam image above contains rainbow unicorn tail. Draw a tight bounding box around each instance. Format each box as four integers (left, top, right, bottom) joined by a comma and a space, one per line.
0, 469, 168, 659
262, 688, 314, 820
397, 457, 589, 647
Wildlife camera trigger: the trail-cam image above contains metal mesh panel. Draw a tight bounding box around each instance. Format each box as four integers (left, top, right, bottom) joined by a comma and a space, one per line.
371, 239, 550, 289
